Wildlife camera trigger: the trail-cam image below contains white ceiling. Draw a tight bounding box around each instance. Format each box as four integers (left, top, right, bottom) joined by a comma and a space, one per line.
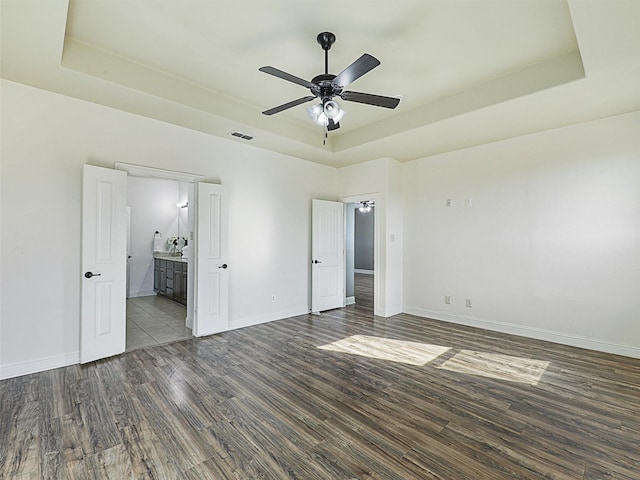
2, 0, 640, 167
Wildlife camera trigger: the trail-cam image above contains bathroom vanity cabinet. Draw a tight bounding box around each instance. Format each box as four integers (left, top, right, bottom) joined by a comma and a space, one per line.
153, 256, 188, 306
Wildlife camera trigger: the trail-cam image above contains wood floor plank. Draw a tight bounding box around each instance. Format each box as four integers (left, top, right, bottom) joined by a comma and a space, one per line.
60, 413, 88, 478
37, 370, 65, 480
133, 381, 211, 472
1, 385, 41, 480
118, 422, 183, 480
402, 439, 515, 480
82, 444, 136, 480
1, 307, 639, 479
309, 418, 419, 480
73, 368, 122, 456
436, 420, 585, 479
227, 365, 328, 449
93, 358, 147, 430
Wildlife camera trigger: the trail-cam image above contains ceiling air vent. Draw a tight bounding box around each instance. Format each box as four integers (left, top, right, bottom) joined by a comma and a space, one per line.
229, 131, 254, 141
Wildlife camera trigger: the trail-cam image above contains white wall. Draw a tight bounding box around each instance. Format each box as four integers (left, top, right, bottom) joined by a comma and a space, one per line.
0, 79, 340, 378
340, 158, 404, 317
402, 111, 640, 358
2, 77, 638, 380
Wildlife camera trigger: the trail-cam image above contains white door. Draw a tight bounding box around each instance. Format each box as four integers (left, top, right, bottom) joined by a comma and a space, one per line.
194, 183, 229, 336
126, 206, 131, 298
311, 199, 345, 313
81, 165, 127, 363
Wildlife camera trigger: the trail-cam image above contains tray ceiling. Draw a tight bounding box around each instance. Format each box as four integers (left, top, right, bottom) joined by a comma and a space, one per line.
2, 0, 639, 166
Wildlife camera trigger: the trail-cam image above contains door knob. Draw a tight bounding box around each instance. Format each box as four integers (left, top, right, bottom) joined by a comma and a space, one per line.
217, 264, 228, 269
84, 271, 102, 278
312, 260, 322, 264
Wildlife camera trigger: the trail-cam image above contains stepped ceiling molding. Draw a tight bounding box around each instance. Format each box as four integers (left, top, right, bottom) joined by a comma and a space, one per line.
2, 0, 639, 167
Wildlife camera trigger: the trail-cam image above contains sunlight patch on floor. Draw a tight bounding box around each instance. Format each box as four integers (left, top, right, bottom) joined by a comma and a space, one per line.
318, 335, 451, 366
437, 350, 550, 385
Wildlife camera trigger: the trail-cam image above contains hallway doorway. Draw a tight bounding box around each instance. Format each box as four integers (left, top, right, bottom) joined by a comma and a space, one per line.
345, 200, 375, 312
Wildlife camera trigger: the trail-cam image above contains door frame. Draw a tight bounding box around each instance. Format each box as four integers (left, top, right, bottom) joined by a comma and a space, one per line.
114, 162, 205, 332
126, 206, 131, 298
341, 193, 381, 316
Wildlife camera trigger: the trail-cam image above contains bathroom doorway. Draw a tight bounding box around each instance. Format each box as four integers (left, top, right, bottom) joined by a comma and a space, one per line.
124, 174, 194, 351
82, 163, 228, 362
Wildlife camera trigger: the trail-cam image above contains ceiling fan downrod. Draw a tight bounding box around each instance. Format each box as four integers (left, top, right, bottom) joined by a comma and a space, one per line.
317, 32, 336, 75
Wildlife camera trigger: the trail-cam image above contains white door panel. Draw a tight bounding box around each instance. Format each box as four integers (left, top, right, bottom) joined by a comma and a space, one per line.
194, 183, 229, 336
81, 165, 127, 363
311, 199, 344, 313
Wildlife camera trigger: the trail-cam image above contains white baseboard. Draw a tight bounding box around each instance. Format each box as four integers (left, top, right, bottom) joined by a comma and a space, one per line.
127, 290, 156, 298
346, 296, 356, 306
403, 306, 640, 359
384, 305, 403, 318
228, 305, 309, 331
355, 269, 374, 275
0, 351, 80, 380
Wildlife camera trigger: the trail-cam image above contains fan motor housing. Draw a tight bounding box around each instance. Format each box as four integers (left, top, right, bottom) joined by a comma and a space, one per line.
311, 74, 342, 99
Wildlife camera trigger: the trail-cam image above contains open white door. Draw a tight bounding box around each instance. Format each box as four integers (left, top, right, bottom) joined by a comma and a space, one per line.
81, 165, 127, 363
311, 199, 345, 313
194, 183, 229, 336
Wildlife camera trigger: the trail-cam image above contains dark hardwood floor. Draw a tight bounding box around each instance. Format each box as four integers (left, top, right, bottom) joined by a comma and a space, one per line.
354, 272, 374, 310
1, 306, 639, 479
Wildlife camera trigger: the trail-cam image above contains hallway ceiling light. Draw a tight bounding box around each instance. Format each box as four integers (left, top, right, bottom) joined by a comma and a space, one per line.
359, 201, 373, 213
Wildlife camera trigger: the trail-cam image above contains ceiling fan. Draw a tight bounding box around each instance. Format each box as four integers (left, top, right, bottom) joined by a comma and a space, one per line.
259, 32, 401, 133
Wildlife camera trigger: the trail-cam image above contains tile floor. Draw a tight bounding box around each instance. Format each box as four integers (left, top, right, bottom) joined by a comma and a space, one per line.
126, 295, 192, 352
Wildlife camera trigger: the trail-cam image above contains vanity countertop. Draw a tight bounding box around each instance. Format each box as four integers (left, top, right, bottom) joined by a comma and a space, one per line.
153, 254, 188, 264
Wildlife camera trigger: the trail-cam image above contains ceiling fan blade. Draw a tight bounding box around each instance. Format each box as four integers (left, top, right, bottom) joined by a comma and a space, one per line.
333, 54, 380, 88
262, 96, 316, 116
259, 66, 313, 88
327, 119, 340, 131
340, 91, 400, 109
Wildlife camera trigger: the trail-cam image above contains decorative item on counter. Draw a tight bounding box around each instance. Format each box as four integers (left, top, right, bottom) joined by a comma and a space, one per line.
181, 245, 189, 260
167, 236, 188, 255
153, 231, 164, 252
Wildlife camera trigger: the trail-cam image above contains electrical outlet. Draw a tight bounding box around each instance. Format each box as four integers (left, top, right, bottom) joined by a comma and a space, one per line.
465, 197, 472, 207
445, 295, 452, 304
465, 299, 472, 308
271, 295, 276, 303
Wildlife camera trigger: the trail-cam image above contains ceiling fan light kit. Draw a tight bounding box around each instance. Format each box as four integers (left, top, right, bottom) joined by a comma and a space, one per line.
259, 31, 401, 142
307, 99, 345, 127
